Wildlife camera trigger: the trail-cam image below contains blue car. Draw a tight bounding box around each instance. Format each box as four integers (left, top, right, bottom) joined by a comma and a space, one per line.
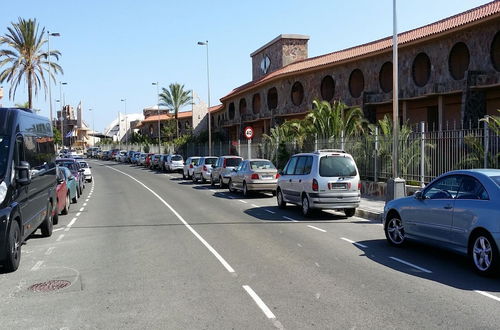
59, 166, 79, 204
383, 169, 500, 276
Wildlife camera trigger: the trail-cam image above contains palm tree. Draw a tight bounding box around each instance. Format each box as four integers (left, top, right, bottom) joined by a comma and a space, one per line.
0, 17, 63, 108
159, 83, 192, 138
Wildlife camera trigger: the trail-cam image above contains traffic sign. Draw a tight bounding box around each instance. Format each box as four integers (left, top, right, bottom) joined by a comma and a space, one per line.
244, 126, 254, 140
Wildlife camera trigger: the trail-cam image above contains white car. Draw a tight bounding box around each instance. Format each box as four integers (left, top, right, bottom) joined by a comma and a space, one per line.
164, 154, 184, 172
78, 160, 93, 182
192, 156, 218, 183
183, 156, 200, 179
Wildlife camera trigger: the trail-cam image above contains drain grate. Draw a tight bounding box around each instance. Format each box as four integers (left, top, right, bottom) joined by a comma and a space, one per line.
28, 280, 71, 292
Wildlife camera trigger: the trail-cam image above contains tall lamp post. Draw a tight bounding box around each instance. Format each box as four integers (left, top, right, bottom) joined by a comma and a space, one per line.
47, 31, 60, 122
58, 81, 68, 148
88, 108, 95, 147
197, 40, 212, 155
121, 99, 128, 148
152, 82, 161, 152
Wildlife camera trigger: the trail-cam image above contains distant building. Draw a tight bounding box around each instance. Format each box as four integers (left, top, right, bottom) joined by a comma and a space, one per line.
103, 112, 144, 143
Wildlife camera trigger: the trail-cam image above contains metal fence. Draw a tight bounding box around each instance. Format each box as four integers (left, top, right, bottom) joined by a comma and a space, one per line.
98, 121, 499, 185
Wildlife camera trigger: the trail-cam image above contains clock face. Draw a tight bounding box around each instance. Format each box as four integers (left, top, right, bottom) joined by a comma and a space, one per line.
260, 55, 271, 74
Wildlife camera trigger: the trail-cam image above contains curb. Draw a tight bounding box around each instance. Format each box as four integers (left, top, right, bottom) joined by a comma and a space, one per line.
356, 208, 382, 222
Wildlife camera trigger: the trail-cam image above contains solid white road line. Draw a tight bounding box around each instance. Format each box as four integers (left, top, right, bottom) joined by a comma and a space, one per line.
475, 290, 500, 302
389, 256, 432, 273
283, 216, 298, 222
251, 204, 259, 208
242, 285, 276, 319
45, 247, 55, 255
307, 225, 327, 233
31, 261, 43, 271
210, 190, 217, 193
53, 227, 65, 232
265, 209, 276, 214
79, 207, 84, 212
238, 200, 248, 204
106, 166, 236, 273
56, 234, 65, 242
340, 237, 368, 248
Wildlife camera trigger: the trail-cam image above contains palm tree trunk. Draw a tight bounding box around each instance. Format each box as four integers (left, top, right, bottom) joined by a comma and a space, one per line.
175, 111, 179, 138
27, 71, 33, 109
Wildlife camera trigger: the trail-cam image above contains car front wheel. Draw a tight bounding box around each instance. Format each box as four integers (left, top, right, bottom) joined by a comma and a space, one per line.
40, 202, 54, 237
277, 189, 286, 209
469, 232, 499, 276
2, 220, 21, 272
228, 180, 235, 193
344, 208, 356, 217
385, 215, 406, 246
301, 195, 313, 217
219, 176, 226, 188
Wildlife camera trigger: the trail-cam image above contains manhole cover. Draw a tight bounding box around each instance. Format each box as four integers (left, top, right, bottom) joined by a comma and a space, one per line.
28, 280, 71, 292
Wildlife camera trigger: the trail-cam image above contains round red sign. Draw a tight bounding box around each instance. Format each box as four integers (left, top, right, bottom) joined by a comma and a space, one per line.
244, 126, 254, 139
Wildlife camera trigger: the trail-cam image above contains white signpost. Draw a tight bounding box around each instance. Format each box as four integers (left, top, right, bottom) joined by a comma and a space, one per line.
244, 126, 254, 159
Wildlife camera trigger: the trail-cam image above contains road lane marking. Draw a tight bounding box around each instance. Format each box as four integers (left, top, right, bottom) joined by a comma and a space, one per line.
105, 166, 236, 273
31, 261, 43, 271
340, 237, 368, 248
53, 227, 64, 232
45, 247, 55, 255
83, 203, 87, 206
283, 216, 298, 222
315, 262, 320, 267
242, 285, 276, 319
297, 243, 303, 247
265, 209, 276, 214
56, 234, 65, 242
475, 290, 500, 302
76, 212, 81, 217
85, 199, 89, 202
238, 200, 248, 204
307, 225, 326, 233
79, 207, 84, 212
251, 204, 259, 208
210, 190, 217, 193
389, 256, 432, 273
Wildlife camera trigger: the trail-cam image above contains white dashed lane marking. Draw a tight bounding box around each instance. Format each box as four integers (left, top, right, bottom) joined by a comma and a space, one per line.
265, 209, 276, 214
56, 234, 65, 242
307, 225, 327, 233
242, 285, 276, 319
475, 291, 500, 303
389, 256, 432, 274
282, 216, 298, 222
340, 237, 368, 248
31, 261, 43, 271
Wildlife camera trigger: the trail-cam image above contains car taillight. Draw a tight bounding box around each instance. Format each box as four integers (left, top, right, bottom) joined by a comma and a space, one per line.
358, 182, 362, 191
189, 164, 193, 168
251, 173, 259, 180
203, 165, 207, 171
275, 173, 280, 179
312, 179, 319, 191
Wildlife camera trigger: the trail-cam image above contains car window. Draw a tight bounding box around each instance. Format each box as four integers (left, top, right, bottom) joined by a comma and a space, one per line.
491, 176, 500, 187
236, 162, 244, 172
319, 156, 357, 177
304, 156, 313, 175
424, 175, 462, 199
205, 158, 217, 165
172, 155, 182, 161
250, 160, 275, 170
79, 162, 88, 168
456, 176, 489, 200
225, 158, 242, 167
284, 157, 298, 175
294, 156, 307, 175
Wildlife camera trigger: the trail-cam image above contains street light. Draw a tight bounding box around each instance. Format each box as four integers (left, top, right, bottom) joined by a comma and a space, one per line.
58, 81, 68, 148
121, 99, 128, 147
88, 108, 95, 147
47, 31, 60, 123
152, 82, 161, 152
197, 40, 212, 155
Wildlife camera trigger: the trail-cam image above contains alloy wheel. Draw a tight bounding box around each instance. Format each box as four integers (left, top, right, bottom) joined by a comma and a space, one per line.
473, 236, 493, 272
386, 217, 405, 245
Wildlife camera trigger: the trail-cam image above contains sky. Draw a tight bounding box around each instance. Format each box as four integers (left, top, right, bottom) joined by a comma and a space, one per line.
0, 0, 491, 132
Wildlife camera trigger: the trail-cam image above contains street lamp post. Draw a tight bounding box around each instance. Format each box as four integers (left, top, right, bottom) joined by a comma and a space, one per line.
89, 108, 95, 147
47, 31, 60, 123
197, 40, 211, 155
58, 81, 68, 148
152, 82, 161, 153
121, 99, 128, 148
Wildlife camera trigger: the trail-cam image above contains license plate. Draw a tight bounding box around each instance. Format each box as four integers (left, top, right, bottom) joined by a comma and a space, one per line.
261, 175, 273, 179
329, 183, 347, 190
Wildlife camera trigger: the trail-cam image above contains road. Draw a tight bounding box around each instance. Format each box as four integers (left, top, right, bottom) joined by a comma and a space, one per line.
1, 160, 500, 329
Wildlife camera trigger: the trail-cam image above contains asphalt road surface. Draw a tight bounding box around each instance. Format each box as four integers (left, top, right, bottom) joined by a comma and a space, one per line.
1, 160, 500, 329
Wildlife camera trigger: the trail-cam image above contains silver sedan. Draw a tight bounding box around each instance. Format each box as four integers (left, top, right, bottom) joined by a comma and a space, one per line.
227, 159, 278, 197
383, 169, 500, 276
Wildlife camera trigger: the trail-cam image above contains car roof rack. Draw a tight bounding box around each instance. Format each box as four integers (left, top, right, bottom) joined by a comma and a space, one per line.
314, 149, 346, 154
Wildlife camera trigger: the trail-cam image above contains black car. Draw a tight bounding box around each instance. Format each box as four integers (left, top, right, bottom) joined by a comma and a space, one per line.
0, 108, 57, 272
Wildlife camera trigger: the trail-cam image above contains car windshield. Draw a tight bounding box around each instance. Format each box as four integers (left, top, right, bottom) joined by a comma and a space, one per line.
225, 158, 242, 167
172, 155, 182, 161
0, 136, 9, 180
205, 158, 217, 165
319, 156, 357, 177
79, 161, 88, 168
56, 160, 77, 172
250, 160, 275, 170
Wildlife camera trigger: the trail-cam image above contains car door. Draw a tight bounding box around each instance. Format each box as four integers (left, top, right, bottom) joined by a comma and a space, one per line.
403, 175, 461, 243
282, 156, 300, 203
451, 175, 490, 248
232, 161, 245, 189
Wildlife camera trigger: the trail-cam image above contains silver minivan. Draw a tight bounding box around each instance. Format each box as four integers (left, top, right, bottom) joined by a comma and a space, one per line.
276, 150, 361, 217
211, 156, 243, 188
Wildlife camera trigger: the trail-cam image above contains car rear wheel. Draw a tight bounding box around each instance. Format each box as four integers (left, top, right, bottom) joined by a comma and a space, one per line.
344, 208, 356, 217
469, 231, 499, 276
301, 195, 313, 217
228, 180, 235, 193
277, 189, 286, 209
385, 215, 406, 246
210, 175, 215, 187
72, 190, 78, 203
62, 193, 70, 214
182, 171, 186, 180
192, 173, 198, 183
2, 220, 21, 272
219, 176, 226, 188
40, 202, 54, 237
201, 175, 206, 184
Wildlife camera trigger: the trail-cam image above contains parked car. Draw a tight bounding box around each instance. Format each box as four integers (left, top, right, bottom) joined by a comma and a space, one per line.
164, 154, 184, 173
116, 150, 128, 162
211, 156, 243, 188
55, 166, 69, 222
55, 158, 85, 196
383, 169, 500, 276
228, 159, 278, 196
139, 153, 150, 166
96, 150, 102, 159
78, 160, 93, 182
126, 150, 136, 163
276, 149, 361, 217
144, 153, 155, 168
192, 156, 218, 183
0, 108, 57, 272
59, 166, 79, 204
150, 154, 163, 170
131, 152, 142, 164
109, 148, 120, 160
86, 147, 100, 158
183, 156, 200, 179
101, 150, 111, 160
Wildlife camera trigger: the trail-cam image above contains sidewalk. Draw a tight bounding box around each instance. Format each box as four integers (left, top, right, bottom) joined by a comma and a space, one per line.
355, 196, 385, 222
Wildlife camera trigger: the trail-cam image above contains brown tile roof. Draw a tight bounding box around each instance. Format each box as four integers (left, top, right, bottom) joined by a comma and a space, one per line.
141, 111, 192, 123
209, 104, 224, 113
221, 1, 500, 101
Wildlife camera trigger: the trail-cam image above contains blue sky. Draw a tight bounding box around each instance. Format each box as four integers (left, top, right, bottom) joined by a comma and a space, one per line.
0, 0, 490, 132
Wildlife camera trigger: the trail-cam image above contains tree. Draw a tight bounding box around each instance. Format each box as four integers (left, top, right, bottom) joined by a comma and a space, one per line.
159, 83, 192, 138
53, 127, 62, 145
0, 17, 63, 108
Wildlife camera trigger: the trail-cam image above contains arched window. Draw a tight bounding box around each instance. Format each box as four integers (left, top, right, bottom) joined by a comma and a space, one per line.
239, 98, 247, 115
412, 52, 431, 87
349, 69, 364, 98
267, 87, 278, 110
252, 93, 261, 114
379, 61, 393, 93
291, 82, 304, 106
228, 102, 235, 120
491, 31, 500, 71
320, 75, 335, 101
449, 42, 470, 80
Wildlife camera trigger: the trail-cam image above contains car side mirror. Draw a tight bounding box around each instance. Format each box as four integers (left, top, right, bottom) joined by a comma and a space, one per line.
16, 161, 31, 186
79, 168, 85, 172
89, 166, 92, 169
57, 177, 64, 184
415, 191, 423, 199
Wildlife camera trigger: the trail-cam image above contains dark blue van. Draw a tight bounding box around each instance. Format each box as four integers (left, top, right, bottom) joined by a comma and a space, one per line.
0, 108, 57, 272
